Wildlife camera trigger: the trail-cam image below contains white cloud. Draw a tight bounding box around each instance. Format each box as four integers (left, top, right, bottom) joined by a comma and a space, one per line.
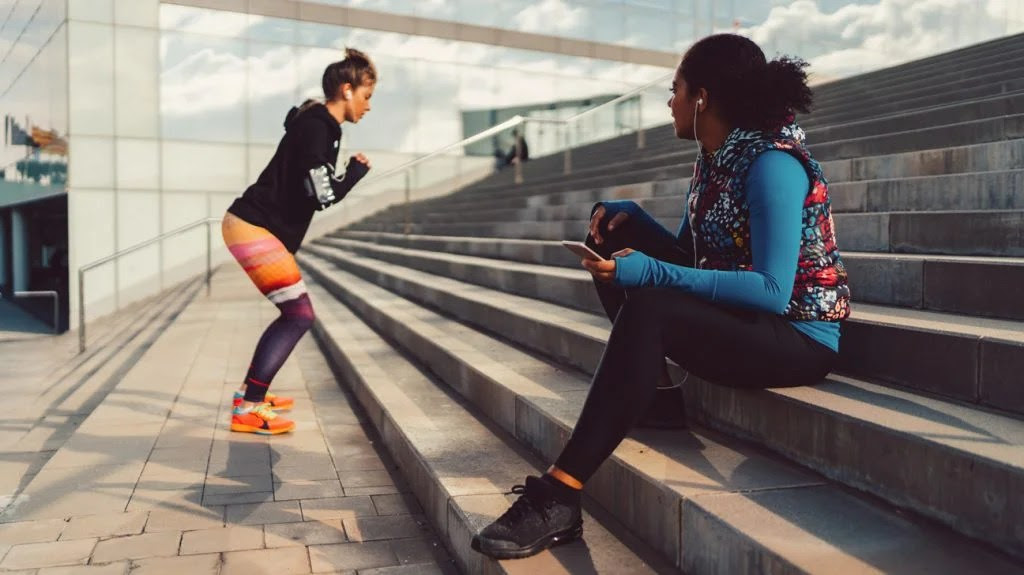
740, 0, 1024, 79
160, 5, 259, 38
513, 0, 586, 35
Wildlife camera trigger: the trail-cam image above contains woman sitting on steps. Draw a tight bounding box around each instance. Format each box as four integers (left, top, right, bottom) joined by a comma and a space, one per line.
472, 33, 852, 560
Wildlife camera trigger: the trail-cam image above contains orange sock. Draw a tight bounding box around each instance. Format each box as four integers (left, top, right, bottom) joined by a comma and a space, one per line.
547, 466, 583, 490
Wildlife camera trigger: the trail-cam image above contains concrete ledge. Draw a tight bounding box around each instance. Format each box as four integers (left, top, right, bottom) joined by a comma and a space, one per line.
300, 251, 1024, 569
306, 282, 673, 574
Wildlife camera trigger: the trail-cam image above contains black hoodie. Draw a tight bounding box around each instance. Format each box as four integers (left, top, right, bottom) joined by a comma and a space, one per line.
227, 103, 370, 253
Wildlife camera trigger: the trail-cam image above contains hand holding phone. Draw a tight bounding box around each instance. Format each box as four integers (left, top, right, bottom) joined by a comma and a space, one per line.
561, 241, 605, 261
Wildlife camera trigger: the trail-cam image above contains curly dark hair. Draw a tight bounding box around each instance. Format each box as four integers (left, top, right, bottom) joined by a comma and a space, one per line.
680, 34, 812, 130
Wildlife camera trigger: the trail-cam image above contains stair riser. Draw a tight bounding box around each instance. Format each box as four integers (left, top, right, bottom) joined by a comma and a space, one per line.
349, 211, 1024, 258
313, 240, 1024, 414
334, 234, 1024, 321
306, 245, 1024, 561
304, 258, 691, 568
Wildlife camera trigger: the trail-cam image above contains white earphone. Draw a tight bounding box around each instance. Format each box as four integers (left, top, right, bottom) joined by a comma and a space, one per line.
693, 97, 704, 151
344, 89, 353, 100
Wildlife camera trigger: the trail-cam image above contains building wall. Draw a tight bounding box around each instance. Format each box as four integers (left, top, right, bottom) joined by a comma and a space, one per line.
43, 0, 1024, 328
66, 0, 167, 325
62, 0, 681, 327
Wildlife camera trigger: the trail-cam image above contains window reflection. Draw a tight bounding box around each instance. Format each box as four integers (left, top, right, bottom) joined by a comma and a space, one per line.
160, 31, 247, 142
157, 2, 1024, 154
248, 43, 299, 144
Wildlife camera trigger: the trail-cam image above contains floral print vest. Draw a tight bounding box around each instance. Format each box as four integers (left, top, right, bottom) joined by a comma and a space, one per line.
686, 124, 851, 322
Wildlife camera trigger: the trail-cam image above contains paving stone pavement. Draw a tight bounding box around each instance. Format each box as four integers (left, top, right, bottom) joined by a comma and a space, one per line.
0, 267, 457, 575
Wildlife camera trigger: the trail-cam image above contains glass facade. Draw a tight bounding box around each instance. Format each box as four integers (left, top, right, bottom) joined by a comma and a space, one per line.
2, 0, 1022, 332
303, 0, 1024, 75
158, 3, 677, 200
158, 4, 672, 152
0, 0, 69, 330
0, 0, 68, 188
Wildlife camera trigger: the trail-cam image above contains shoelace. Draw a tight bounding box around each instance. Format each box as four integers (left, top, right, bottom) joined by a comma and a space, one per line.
499, 485, 552, 524
250, 403, 278, 420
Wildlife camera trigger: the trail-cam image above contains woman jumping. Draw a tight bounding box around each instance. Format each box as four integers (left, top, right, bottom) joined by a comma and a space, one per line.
221, 48, 376, 434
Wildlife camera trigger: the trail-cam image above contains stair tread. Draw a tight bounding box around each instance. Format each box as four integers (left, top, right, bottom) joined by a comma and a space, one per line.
304, 281, 669, 574
321, 236, 1024, 342
307, 242, 1024, 468
301, 250, 1024, 573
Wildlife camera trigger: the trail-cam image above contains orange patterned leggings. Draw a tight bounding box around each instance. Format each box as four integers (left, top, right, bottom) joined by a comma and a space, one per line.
222, 212, 314, 403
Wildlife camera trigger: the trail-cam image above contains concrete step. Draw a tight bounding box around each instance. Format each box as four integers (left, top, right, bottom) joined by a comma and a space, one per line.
551, 81, 1024, 171
368, 155, 1024, 225
575, 69, 1024, 165
300, 250, 1024, 572
311, 237, 1024, 415
808, 91, 1024, 145
839, 210, 1024, 256
598, 84, 1024, 167
813, 33, 1024, 100
360, 140, 1024, 228
331, 232, 1024, 322
304, 242, 1024, 561
348, 209, 1024, 258
812, 45, 1024, 105
804, 73, 1024, 130
303, 284, 672, 575
436, 113, 1024, 203
395, 171, 1024, 225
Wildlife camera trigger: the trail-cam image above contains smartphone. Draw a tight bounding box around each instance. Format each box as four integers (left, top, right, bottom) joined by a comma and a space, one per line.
561, 240, 606, 261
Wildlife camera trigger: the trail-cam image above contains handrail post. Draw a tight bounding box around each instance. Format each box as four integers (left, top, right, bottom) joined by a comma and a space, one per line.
78, 268, 85, 353
563, 124, 572, 175
205, 220, 212, 297
636, 94, 645, 149
514, 135, 524, 185
404, 171, 412, 235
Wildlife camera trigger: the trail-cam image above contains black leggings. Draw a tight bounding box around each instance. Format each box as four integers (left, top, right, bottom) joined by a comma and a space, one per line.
553, 209, 838, 482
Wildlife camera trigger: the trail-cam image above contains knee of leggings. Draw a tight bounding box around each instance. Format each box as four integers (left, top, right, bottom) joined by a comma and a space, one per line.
621, 288, 671, 321
282, 300, 315, 332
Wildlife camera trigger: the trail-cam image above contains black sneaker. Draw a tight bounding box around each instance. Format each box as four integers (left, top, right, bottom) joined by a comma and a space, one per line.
471, 475, 583, 560
639, 384, 688, 429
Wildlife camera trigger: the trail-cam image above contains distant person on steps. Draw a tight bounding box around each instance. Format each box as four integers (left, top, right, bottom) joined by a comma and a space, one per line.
505, 128, 530, 166
473, 34, 851, 560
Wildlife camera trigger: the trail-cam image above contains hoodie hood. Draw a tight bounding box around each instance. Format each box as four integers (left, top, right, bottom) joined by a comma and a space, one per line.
283, 102, 340, 133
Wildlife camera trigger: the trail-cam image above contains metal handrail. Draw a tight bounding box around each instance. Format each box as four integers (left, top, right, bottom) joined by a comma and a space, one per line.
365, 71, 673, 187
367, 115, 529, 184
566, 71, 674, 123
77, 216, 220, 353
356, 71, 674, 233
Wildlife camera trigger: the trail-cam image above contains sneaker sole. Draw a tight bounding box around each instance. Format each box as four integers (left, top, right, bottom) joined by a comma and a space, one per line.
230, 422, 296, 435
232, 401, 294, 411
471, 523, 583, 560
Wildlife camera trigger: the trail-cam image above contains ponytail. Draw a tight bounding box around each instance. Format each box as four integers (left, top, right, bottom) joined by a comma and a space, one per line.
756, 57, 812, 129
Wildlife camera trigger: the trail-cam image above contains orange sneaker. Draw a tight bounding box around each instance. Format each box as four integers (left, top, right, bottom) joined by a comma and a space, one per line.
233, 391, 294, 411
230, 403, 295, 435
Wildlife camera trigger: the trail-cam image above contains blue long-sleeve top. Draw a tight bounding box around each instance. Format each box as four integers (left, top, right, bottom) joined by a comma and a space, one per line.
609, 151, 840, 352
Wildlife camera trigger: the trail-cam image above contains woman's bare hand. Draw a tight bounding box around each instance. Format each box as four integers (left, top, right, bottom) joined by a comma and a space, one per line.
589, 205, 630, 245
